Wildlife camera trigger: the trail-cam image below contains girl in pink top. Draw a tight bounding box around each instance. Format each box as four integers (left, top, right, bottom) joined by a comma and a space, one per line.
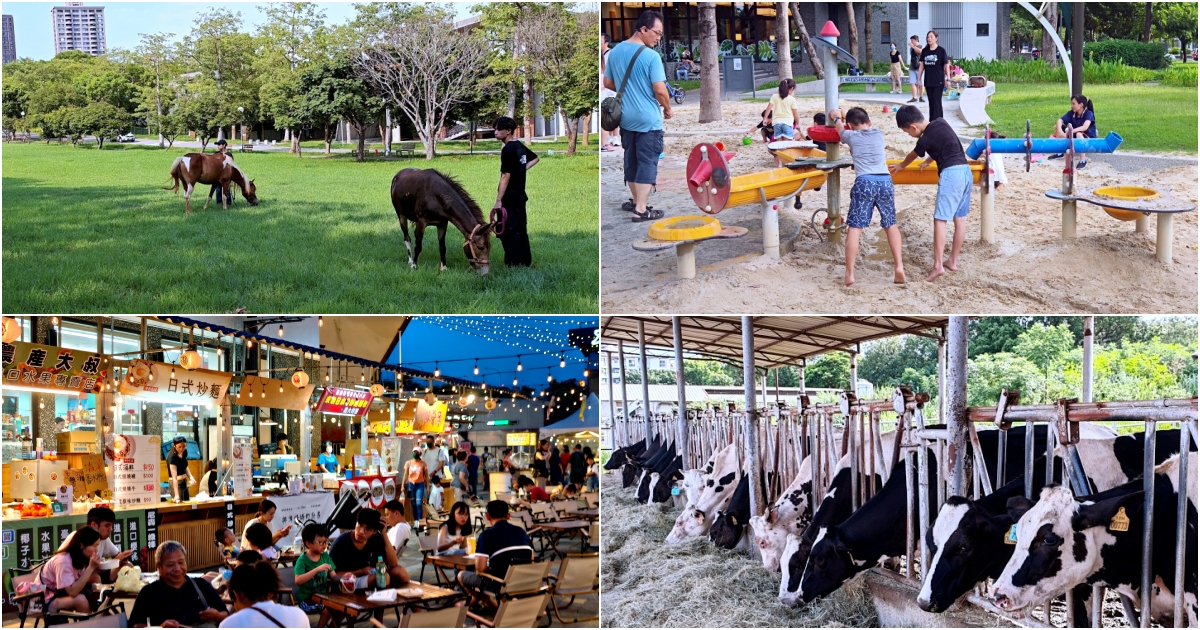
38, 526, 102, 614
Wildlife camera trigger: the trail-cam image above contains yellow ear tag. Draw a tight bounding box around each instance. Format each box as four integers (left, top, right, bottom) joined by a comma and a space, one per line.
1005, 524, 1018, 545
1109, 507, 1130, 532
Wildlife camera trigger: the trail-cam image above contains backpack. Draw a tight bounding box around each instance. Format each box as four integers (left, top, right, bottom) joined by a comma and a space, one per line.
601, 45, 650, 132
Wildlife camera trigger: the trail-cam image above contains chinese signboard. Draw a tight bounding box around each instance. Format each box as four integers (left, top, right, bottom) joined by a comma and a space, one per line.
108, 434, 161, 508
316, 387, 373, 417
1, 341, 106, 395
65, 453, 108, 498
270, 492, 336, 530
119, 360, 232, 407
506, 432, 538, 447
412, 398, 448, 433
232, 437, 253, 498
234, 375, 315, 410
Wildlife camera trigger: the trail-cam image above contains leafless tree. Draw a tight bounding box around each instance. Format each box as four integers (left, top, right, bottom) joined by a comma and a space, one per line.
1041, 2, 1058, 67
864, 2, 873, 73
355, 14, 490, 159
845, 2, 859, 65
699, 2, 721, 123
791, 3, 824, 79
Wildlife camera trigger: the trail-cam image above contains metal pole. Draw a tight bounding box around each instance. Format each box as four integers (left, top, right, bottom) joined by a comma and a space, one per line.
1140, 420, 1156, 629
606, 351, 619, 446
742, 316, 763, 519
946, 317, 969, 496
1071, 2, 1084, 97
618, 342, 629, 441
673, 317, 688, 466
937, 332, 947, 424
1082, 316, 1094, 403
1173, 422, 1194, 627
638, 321, 651, 442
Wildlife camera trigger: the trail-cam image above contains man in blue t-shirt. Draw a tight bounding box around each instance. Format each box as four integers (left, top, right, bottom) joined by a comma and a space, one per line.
457, 500, 534, 611
603, 10, 672, 223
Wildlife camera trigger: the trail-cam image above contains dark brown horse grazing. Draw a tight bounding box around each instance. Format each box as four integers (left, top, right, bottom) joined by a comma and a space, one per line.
164, 153, 258, 214
390, 168, 493, 275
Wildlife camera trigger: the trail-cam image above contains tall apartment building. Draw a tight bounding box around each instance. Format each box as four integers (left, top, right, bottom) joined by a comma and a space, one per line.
51, 3, 105, 56
2, 15, 15, 64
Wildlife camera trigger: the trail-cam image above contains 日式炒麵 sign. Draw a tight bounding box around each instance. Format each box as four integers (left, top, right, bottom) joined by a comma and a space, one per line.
2, 342, 107, 395
317, 387, 373, 416
119, 359, 231, 407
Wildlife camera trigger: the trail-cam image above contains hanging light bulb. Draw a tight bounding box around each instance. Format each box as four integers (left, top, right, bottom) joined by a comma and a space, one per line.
318, 316, 324, 327
279, 381, 283, 393
51, 316, 59, 325
560, 355, 566, 369
516, 356, 523, 372
170, 365, 176, 379
547, 369, 553, 382
513, 377, 518, 386
142, 403, 147, 411
247, 338, 254, 349
360, 367, 365, 382
278, 324, 284, 337
248, 385, 253, 398
434, 363, 440, 378
474, 360, 479, 375
583, 368, 589, 378
39, 398, 45, 409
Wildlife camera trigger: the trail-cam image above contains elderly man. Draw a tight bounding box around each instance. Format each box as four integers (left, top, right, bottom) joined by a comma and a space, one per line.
130, 541, 227, 628
603, 10, 673, 223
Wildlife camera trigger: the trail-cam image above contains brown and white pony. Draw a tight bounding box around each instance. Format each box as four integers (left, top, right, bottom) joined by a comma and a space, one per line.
389, 168, 493, 275
164, 152, 258, 214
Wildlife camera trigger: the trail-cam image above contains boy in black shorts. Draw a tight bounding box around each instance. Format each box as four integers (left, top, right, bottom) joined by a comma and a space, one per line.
493, 116, 539, 267
457, 500, 534, 611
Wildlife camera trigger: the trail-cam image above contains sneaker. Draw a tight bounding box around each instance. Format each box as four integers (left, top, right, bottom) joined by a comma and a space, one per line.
1076, 158, 1088, 169
1047, 153, 1065, 160
907, 98, 918, 103
919, 97, 925, 102
298, 600, 324, 614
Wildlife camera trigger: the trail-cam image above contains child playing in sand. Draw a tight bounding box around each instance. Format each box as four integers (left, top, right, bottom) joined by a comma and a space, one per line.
829, 107, 905, 286
806, 113, 828, 152
890, 104, 971, 282
763, 78, 800, 166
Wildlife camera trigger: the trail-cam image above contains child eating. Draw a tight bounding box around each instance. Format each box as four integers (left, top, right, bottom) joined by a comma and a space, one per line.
829, 107, 905, 286
294, 523, 338, 626
890, 104, 972, 282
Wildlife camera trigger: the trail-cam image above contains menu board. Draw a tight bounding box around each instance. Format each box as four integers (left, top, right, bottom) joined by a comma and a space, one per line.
108, 434, 161, 508
2, 341, 106, 395
232, 437, 253, 498
507, 432, 538, 447
119, 359, 231, 406
412, 399, 448, 433
316, 387, 373, 416
65, 453, 109, 498
380, 438, 401, 474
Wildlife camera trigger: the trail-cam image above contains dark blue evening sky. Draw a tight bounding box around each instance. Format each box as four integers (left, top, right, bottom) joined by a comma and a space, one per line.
395, 316, 598, 392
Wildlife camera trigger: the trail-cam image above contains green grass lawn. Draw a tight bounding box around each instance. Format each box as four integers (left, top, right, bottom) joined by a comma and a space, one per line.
2, 142, 597, 313
981, 83, 1197, 153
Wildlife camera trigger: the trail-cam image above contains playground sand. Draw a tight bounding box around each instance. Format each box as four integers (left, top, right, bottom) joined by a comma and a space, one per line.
602, 99, 1197, 314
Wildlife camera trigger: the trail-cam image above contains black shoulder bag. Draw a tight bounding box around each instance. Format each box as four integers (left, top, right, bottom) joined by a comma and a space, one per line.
601, 45, 649, 132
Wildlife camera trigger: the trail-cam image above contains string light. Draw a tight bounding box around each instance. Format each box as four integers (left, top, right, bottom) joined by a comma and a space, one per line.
583, 368, 589, 378
434, 363, 440, 378
318, 316, 324, 327
278, 325, 284, 337
247, 339, 254, 349
560, 354, 566, 368
516, 356, 522, 372
170, 365, 176, 379
473, 361, 479, 375
513, 377, 518, 386
547, 369, 553, 382
360, 367, 365, 382
51, 316, 59, 325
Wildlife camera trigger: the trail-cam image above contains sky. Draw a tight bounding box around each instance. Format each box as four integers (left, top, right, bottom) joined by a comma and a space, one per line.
394, 316, 599, 394
2, 1, 476, 61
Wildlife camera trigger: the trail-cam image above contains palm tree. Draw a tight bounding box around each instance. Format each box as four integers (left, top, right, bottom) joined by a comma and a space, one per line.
699, 2, 721, 123
775, 2, 792, 80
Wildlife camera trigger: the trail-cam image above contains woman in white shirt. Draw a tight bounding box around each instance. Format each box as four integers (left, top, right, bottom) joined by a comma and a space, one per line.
241, 499, 291, 553
219, 561, 309, 628
435, 501, 473, 555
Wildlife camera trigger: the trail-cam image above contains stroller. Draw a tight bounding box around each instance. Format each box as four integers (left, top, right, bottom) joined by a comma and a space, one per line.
666, 82, 685, 105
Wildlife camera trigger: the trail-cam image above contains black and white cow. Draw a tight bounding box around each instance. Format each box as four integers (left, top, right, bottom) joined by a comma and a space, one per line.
750, 459, 813, 572
783, 424, 1052, 606
636, 443, 677, 503
917, 425, 1174, 613
649, 455, 685, 503
665, 443, 741, 545
621, 436, 661, 488
605, 438, 646, 472
991, 452, 1197, 626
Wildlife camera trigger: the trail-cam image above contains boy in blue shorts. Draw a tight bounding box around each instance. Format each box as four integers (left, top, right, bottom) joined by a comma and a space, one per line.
830, 107, 905, 286
890, 104, 971, 282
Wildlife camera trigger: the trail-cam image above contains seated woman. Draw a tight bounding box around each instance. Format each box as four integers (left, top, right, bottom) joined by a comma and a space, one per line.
242, 522, 278, 561
1049, 94, 1096, 167
219, 560, 309, 628
241, 499, 291, 554
435, 501, 473, 556
676, 48, 697, 79
551, 483, 580, 501
37, 526, 102, 615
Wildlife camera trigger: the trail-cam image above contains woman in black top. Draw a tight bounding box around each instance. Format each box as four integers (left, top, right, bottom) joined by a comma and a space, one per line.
918, 30, 951, 121
200, 458, 218, 496
167, 436, 193, 502
888, 43, 903, 94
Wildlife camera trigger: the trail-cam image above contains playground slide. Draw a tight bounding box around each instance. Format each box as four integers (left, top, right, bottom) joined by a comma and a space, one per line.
957, 82, 996, 127
965, 131, 1123, 159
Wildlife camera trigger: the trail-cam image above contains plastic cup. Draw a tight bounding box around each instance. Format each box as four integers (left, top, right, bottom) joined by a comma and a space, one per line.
468, 537, 477, 554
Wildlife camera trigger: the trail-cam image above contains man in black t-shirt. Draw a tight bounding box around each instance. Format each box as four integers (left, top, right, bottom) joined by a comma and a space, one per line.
492, 116, 539, 267
329, 508, 408, 585
458, 500, 534, 610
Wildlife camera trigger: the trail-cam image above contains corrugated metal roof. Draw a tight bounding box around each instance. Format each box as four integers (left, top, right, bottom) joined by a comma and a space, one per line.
599, 316, 948, 368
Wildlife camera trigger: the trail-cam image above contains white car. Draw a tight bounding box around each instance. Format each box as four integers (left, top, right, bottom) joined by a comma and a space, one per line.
116, 132, 137, 142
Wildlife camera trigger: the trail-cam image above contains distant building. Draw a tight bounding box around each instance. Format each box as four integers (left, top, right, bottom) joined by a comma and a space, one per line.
2, 15, 15, 64
51, 2, 106, 56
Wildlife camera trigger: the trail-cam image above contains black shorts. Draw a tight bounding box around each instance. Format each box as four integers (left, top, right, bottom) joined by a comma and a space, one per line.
620, 129, 663, 185
459, 570, 500, 593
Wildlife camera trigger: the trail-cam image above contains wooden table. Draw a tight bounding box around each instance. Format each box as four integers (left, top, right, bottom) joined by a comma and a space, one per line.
274, 550, 299, 567
424, 553, 475, 587
536, 520, 591, 559
565, 508, 598, 520
313, 581, 461, 627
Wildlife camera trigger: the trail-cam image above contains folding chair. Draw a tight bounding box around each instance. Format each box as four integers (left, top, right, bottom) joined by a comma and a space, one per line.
9, 566, 48, 628
53, 607, 128, 628
417, 535, 441, 584
495, 493, 514, 504
400, 605, 468, 628
467, 592, 550, 628
466, 561, 552, 628
550, 501, 576, 518
276, 566, 297, 605
585, 523, 599, 552
581, 492, 599, 509
469, 505, 488, 532
547, 554, 599, 624
530, 502, 558, 524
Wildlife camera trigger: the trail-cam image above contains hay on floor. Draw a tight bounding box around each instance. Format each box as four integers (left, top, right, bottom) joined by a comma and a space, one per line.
600, 473, 880, 628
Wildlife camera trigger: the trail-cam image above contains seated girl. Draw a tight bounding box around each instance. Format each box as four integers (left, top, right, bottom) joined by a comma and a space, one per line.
37, 526, 102, 615
435, 501, 473, 556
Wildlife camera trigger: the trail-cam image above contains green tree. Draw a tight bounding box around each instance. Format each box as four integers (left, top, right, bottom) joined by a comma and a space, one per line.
256, 2, 330, 154
683, 360, 737, 386
858, 335, 939, 390
181, 8, 259, 140
1013, 323, 1075, 374
135, 33, 180, 147
1154, 2, 1198, 62
472, 2, 538, 132
77, 71, 138, 111
520, 5, 597, 154
296, 53, 382, 160
176, 82, 226, 150
1129, 316, 1199, 348
72, 102, 132, 149
967, 353, 1048, 406
805, 352, 851, 389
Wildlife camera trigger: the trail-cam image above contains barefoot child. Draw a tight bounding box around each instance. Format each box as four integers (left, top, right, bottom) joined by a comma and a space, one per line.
763, 78, 800, 167
890, 104, 971, 282
829, 107, 905, 286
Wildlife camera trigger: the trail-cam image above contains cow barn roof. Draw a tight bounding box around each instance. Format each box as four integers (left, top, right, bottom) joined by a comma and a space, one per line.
600, 316, 949, 369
